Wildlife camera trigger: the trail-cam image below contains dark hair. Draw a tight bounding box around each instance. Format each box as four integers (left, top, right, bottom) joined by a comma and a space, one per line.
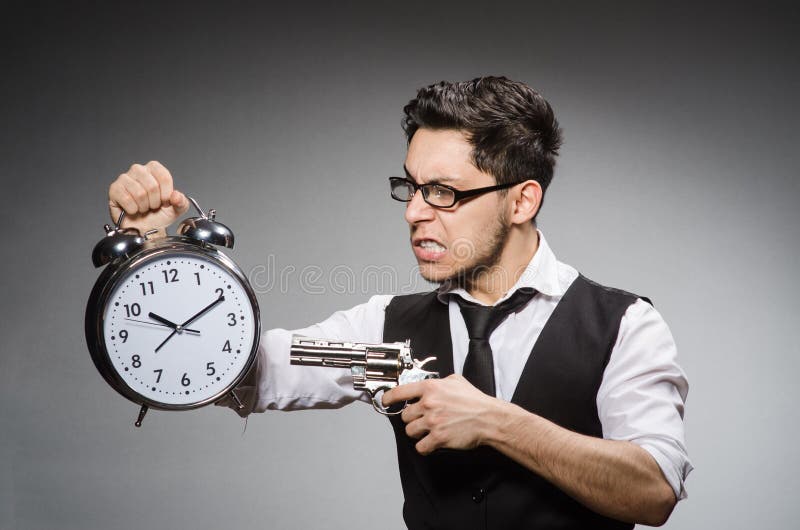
402, 76, 562, 216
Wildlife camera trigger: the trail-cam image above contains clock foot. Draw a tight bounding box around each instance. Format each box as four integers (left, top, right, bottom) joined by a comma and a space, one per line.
229, 390, 244, 410
135, 404, 149, 427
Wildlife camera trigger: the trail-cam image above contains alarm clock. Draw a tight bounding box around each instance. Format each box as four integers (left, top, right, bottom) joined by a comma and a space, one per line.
86, 196, 260, 427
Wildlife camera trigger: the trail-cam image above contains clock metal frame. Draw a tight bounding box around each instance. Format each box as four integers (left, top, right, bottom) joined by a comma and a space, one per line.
85, 236, 261, 412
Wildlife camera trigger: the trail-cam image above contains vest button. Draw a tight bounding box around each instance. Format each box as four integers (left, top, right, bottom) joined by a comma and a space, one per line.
472, 488, 485, 503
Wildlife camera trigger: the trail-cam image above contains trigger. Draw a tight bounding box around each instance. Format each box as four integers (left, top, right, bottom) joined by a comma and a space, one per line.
370, 388, 405, 416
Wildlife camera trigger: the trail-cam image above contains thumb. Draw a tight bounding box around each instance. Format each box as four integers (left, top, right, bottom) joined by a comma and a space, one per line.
170, 190, 191, 215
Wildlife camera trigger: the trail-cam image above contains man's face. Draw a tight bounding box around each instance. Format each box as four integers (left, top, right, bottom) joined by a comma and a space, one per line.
403, 128, 511, 285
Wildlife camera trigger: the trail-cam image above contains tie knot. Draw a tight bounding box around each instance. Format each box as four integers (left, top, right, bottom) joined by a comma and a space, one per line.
455, 288, 535, 340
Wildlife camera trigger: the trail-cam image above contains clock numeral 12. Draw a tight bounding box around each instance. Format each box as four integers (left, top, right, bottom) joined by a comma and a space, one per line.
162, 269, 179, 283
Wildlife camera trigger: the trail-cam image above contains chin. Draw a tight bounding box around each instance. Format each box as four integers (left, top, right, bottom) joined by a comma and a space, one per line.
417, 261, 456, 284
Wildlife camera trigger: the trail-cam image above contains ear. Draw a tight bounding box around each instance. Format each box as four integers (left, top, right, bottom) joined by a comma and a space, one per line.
509, 180, 542, 225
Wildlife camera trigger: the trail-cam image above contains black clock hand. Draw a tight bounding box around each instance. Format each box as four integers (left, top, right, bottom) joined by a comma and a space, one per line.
125, 318, 200, 334
148, 312, 181, 329
155, 329, 178, 353
178, 294, 226, 328
154, 295, 225, 353
147, 312, 201, 333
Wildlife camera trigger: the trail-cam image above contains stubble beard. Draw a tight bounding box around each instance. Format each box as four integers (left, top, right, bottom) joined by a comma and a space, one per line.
418, 209, 509, 292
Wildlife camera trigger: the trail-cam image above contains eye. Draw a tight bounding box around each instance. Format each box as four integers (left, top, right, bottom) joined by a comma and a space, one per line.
429, 185, 449, 199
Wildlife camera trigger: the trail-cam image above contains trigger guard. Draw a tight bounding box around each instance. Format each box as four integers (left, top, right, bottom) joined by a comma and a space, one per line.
368, 388, 405, 416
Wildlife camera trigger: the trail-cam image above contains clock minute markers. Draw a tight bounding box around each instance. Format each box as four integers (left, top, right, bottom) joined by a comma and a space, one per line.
154, 294, 226, 353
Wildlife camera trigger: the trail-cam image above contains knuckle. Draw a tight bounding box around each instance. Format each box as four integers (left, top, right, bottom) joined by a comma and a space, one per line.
420, 396, 433, 411
129, 163, 144, 173
144, 179, 159, 194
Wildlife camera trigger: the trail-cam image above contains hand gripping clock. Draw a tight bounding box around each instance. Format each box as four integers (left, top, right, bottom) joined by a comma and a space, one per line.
86, 196, 261, 427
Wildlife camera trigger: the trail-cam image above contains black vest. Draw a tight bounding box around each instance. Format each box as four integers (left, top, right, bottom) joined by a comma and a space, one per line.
383, 274, 646, 530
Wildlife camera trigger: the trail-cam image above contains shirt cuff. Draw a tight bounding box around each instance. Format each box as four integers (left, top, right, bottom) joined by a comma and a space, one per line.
635, 438, 694, 501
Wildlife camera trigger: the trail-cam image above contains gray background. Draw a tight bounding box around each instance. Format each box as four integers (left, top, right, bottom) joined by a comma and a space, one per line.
1, 1, 798, 529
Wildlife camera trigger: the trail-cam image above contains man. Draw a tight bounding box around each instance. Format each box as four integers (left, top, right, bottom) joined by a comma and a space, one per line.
107, 77, 691, 529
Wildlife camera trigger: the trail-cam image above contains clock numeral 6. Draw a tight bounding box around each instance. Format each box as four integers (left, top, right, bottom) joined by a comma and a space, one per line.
181, 373, 191, 387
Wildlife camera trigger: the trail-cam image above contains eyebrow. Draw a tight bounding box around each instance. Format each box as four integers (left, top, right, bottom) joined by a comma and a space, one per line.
403, 165, 458, 186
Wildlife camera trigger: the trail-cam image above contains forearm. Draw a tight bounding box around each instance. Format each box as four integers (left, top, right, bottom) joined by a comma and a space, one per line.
485, 401, 676, 526
216, 296, 394, 415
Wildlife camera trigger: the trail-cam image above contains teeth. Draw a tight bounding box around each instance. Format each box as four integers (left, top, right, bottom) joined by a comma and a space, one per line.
420, 240, 446, 251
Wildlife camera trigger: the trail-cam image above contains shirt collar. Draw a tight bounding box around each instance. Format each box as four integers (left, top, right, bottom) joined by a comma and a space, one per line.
436, 229, 565, 305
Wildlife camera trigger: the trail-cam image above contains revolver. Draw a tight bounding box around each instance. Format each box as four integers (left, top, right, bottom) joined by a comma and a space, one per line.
290, 335, 439, 415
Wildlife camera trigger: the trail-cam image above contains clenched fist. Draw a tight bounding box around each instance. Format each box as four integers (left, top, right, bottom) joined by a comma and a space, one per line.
108, 161, 190, 236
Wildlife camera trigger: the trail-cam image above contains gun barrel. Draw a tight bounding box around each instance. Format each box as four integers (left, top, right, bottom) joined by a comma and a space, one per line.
289, 337, 367, 368
289, 335, 438, 415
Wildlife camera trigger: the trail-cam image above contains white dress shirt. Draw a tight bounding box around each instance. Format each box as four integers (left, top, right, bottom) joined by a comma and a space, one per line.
229, 231, 693, 500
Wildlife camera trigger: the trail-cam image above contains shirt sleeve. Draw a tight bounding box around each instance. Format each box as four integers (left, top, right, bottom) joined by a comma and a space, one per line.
215, 294, 393, 415
596, 298, 694, 500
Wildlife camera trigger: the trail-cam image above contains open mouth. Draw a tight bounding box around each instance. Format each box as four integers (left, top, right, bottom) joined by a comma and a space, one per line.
413, 239, 447, 261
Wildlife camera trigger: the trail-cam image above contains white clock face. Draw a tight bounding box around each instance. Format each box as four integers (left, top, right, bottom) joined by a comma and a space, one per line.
102, 251, 257, 406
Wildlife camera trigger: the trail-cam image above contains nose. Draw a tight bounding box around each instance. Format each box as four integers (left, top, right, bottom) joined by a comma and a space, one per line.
404, 189, 436, 225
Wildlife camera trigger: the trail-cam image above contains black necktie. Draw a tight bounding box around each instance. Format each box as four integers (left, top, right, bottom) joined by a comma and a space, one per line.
455, 288, 536, 396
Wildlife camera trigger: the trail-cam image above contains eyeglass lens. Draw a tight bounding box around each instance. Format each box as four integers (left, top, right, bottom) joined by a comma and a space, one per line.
390, 179, 455, 207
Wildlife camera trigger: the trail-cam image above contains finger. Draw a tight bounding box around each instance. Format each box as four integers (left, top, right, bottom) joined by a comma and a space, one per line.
108, 179, 139, 218
405, 417, 429, 440
127, 163, 162, 210
383, 380, 426, 405
400, 401, 424, 424
108, 201, 122, 223
415, 434, 437, 455
119, 173, 150, 213
146, 160, 173, 204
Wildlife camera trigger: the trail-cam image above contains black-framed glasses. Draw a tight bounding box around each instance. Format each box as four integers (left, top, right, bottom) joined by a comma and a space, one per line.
389, 177, 525, 208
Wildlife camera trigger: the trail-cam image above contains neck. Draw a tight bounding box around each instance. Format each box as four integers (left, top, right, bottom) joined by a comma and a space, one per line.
466, 226, 539, 305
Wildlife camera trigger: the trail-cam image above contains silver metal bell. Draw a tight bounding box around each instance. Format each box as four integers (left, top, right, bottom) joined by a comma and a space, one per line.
177, 197, 235, 248
91, 212, 145, 267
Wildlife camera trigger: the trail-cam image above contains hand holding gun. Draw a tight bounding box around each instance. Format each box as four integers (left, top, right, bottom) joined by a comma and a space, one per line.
290, 335, 439, 415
